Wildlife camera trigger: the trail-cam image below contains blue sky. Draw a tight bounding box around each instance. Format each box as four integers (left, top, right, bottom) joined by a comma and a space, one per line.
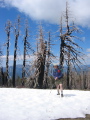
0, 0, 90, 67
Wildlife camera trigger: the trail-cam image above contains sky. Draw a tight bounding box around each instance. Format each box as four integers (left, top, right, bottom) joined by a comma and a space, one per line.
0, 0, 90, 67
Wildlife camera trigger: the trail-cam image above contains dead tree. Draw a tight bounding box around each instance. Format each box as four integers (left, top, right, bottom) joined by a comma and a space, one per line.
60, 16, 65, 69
5, 20, 12, 86
22, 20, 28, 86
43, 41, 48, 88
22, 20, 34, 86
0, 67, 4, 86
43, 32, 54, 88
59, 2, 84, 89
0, 45, 3, 86
0, 45, 6, 87
34, 25, 47, 88
82, 70, 87, 89
12, 16, 20, 87
0, 45, 3, 67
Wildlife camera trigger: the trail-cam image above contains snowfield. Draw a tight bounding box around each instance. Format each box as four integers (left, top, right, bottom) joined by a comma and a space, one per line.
0, 88, 90, 120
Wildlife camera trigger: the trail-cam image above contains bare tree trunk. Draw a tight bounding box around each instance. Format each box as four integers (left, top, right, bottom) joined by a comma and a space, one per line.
87, 70, 90, 89
0, 45, 3, 86
22, 20, 34, 86
22, 27, 27, 86
44, 32, 51, 88
60, 17, 64, 69
34, 25, 46, 88
12, 16, 20, 87
83, 71, 87, 89
0, 45, 3, 67
66, 49, 71, 89
12, 36, 18, 87
43, 41, 48, 88
5, 20, 11, 86
67, 62, 70, 89
43, 31, 55, 88
1, 67, 4, 86
65, 2, 71, 89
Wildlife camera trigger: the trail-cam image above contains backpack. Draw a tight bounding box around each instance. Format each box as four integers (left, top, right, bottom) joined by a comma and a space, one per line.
58, 69, 63, 78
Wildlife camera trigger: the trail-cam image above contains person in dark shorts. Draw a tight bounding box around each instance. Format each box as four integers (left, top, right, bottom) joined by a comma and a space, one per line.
53, 64, 63, 97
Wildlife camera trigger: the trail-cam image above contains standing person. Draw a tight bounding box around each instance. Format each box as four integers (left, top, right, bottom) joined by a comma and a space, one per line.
53, 64, 63, 97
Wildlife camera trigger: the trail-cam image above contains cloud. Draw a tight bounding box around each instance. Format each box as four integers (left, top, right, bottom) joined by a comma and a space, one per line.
1, 0, 90, 26
1, 55, 36, 61
85, 54, 90, 65
1, 55, 36, 67
82, 37, 86, 42
1, 55, 14, 61
0, 0, 5, 7
86, 48, 90, 52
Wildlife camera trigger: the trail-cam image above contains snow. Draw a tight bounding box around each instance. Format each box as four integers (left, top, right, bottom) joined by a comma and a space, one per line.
0, 88, 90, 120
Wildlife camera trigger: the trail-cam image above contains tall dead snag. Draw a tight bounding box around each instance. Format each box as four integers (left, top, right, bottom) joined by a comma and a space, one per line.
12, 16, 20, 87
59, 2, 84, 89
43, 32, 54, 88
0, 45, 4, 86
5, 20, 12, 86
0, 67, 5, 86
34, 25, 46, 88
65, 2, 71, 89
22, 20, 34, 86
43, 41, 48, 88
22, 20, 28, 86
0, 45, 3, 67
60, 16, 65, 69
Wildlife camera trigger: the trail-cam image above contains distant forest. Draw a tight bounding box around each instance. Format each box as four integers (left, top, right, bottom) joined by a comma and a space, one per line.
0, 2, 90, 89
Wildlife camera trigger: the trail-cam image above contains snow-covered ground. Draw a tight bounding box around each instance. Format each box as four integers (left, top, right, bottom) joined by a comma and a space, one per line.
0, 88, 90, 120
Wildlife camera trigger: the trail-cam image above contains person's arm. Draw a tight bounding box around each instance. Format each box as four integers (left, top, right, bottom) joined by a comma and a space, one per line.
53, 70, 56, 79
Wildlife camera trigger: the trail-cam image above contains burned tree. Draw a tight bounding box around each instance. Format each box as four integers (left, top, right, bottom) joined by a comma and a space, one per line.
0, 45, 3, 86
0, 45, 3, 67
43, 32, 55, 88
59, 2, 84, 89
0, 67, 5, 86
12, 16, 20, 87
5, 20, 12, 86
22, 20, 29, 86
59, 16, 65, 69
22, 20, 34, 86
43, 41, 48, 88
43, 32, 50, 88
0, 45, 6, 87
34, 25, 47, 88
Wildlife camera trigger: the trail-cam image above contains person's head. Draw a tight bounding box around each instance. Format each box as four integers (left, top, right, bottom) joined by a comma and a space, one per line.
53, 64, 58, 69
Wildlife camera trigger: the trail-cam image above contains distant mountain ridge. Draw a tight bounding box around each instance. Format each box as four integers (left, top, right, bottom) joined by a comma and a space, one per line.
2, 64, 90, 78
3, 64, 30, 78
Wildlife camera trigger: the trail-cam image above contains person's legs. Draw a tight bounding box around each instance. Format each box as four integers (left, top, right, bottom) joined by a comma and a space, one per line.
59, 84, 63, 91
55, 80, 60, 95
57, 85, 60, 95
59, 84, 63, 97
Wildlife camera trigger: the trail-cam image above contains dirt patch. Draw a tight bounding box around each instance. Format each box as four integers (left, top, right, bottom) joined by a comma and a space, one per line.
57, 114, 90, 120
